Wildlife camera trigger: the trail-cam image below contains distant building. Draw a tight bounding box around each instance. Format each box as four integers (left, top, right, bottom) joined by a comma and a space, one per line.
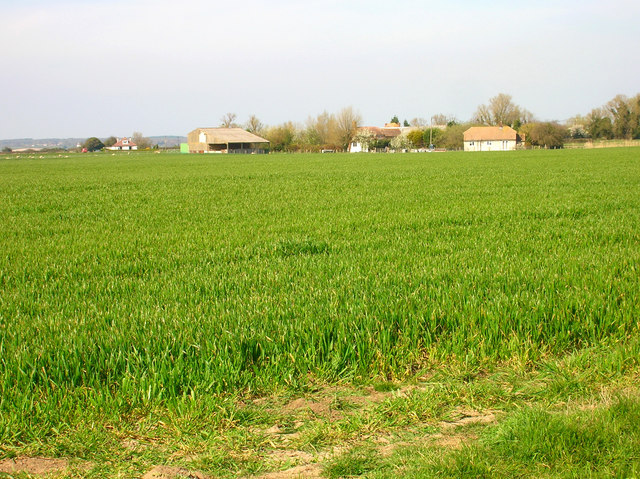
107, 137, 138, 151
349, 124, 408, 153
186, 128, 269, 154
463, 126, 519, 151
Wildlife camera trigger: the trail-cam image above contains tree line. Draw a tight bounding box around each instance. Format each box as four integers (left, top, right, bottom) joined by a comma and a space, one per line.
76, 92, 639, 153
222, 92, 639, 152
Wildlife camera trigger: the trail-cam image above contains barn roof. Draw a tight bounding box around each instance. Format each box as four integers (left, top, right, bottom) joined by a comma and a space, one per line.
463, 126, 518, 141
192, 128, 269, 144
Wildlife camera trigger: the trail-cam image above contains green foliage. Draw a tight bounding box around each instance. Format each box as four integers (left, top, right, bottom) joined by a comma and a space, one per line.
525, 122, 568, 148
407, 128, 424, 148
406, 129, 425, 147
423, 127, 444, 148
82, 137, 104, 151
588, 116, 614, 139
264, 122, 296, 151
325, 446, 383, 478
103, 136, 117, 148
426, 395, 640, 478
2, 146, 12, 153
390, 115, 399, 125
439, 123, 467, 149
372, 138, 391, 149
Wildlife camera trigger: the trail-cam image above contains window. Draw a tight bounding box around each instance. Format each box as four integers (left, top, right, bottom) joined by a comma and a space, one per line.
469, 141, 474, 146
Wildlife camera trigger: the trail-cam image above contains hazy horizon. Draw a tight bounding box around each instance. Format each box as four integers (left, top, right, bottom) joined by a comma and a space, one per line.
2, 0, 639, 139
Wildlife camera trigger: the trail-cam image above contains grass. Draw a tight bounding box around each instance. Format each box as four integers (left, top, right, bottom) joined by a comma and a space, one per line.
1, 148, 639, 476
368, 393, 640, 478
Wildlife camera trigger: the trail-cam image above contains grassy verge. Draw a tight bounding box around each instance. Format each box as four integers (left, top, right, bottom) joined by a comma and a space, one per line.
1, 339, 639, 477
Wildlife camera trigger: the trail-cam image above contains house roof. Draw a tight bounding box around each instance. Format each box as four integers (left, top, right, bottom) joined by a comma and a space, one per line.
113, 137, 136, 147
358, 126, 403, 139
192, 128, 269, 144
464, 126, 518, 141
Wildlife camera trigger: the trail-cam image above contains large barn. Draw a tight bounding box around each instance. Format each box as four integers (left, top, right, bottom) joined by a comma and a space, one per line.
187, 128, 269, 154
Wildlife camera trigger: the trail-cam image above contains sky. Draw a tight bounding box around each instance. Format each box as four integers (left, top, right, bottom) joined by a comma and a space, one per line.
1, 0, 639, 139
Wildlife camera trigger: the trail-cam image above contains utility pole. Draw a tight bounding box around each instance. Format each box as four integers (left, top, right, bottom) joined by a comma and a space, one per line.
429, 116, 434, 150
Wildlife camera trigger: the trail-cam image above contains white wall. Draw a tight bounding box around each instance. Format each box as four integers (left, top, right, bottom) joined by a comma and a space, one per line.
464, 140, 516, 152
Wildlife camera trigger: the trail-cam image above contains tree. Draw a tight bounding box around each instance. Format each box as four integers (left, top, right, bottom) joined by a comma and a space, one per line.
526, 122, 568, 148
410, 117, 428, 127
586, 108, 614, 140
403, 119, 410, 127
334, 106, 362, 151
2, 147, 12, 153
439, 123, 468, 150
304, 111, 338, 150
389, 115, 400, 125
631, 94, 640, 139
264, 122, 298, 152
351, 129, 376, 152
472, 93, 533, 128
431, 114, 455, 126
220, 112, 238, 128
566, 115, 588, 139
83, 137, 104, 152
132, 132, 153, 149
607, 95, 635, 139
423, 127, 444, 147
245, 115, 264, 135
406, 129, 425, 148
103, 136, 117, 147
390, 133, 411, 151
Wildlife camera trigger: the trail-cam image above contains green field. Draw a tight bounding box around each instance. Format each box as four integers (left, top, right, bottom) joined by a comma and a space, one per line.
1, 149, 639, 477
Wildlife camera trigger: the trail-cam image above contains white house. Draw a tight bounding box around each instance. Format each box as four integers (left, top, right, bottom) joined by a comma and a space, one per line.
107, 137, 138, 151
349, 123, 407, 153
463, 126, 519, 152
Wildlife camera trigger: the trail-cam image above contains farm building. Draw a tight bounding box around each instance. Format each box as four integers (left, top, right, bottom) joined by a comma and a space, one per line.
187, 128, 269, 154
463, 126, 519, 152
107, 137, 137, 151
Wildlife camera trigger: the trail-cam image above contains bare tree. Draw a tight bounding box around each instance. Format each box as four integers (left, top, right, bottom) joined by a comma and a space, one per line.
245, 115, 264, 135
304, 111, 338, 149
220, 112, 238, 128
431, 114, 456, 126
132, 131, 153, 149
334, 106, 362, 151
472, 93, 533, 128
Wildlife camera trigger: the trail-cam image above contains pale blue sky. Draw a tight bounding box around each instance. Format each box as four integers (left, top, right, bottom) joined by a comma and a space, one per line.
1, 0, 639, 138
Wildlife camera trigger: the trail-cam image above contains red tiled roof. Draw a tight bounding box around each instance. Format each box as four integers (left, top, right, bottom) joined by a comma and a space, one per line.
358, 126, 402, 139
113, 137, 137, 147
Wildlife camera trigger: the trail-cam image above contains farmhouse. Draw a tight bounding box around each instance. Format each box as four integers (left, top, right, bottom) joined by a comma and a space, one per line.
463, 126, 519, 152
107, 137, 137, 151
349, 123, 406, 153
187, 128, 269, 154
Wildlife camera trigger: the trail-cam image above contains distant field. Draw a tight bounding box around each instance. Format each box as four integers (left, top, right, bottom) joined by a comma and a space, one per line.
1, 149, 639, 475
564, 138, 640, 149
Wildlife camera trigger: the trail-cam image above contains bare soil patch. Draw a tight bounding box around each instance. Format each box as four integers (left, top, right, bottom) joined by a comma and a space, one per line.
253, 463, 323, 479
440, 409, 498, 430
142, 465, 208, 479
282, 397, 342, 421
0, 456, 69, 475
